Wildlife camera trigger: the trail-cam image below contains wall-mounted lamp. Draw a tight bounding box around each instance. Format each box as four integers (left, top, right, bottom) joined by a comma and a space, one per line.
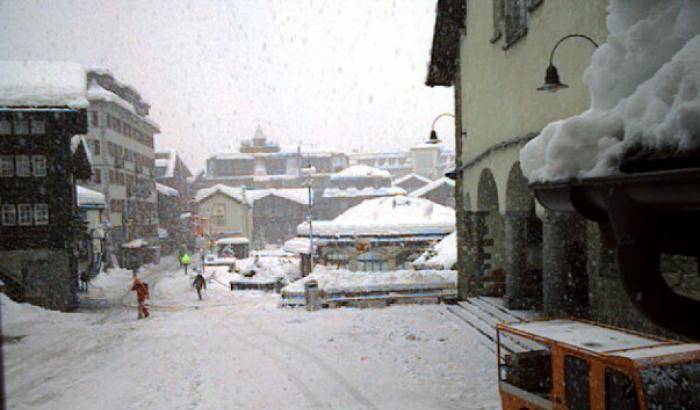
538, 34, 599, 92
428, 112, 455, 144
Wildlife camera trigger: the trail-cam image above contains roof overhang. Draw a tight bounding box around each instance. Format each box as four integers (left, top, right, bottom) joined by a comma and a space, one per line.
426, 0, 466, 87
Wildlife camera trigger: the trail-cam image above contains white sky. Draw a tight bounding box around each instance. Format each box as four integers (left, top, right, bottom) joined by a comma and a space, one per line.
0, 0, 455, 172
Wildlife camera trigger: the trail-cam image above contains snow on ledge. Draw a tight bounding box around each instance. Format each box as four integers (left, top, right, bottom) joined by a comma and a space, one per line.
521, 1, 700, 182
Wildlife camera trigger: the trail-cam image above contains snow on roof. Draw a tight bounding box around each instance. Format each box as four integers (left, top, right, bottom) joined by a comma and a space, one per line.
195, 184, 247, 204
87, 80, 159, 130
298, 195, 455, 236
0, 61, 88, 108
412, 231, 456, 270
521, 1, 700, 182
76, 185, 106, 207
215, 237, 249, 245
283, 237, 316, 254
246, 189, 310, 205
331, 165, 391, 180
322, 186, 406, 198
71, 135, 93, 166
210, 152, 255, 160
283, 265, 456, 294
394, 173, 432, 186
156, 182, 179, 197
154, 149, 177, 178
409, 177, 455, 198
507, 319, 664, 353
615, 343, 700, 361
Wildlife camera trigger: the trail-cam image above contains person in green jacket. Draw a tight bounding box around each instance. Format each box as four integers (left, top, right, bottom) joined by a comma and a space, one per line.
181, 253, 191, 275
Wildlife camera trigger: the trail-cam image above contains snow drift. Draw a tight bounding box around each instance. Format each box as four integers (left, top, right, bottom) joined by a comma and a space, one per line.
521, 1, 700, 182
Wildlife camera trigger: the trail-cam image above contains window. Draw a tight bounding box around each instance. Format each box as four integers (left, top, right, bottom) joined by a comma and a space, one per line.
30, 120, 45, 135
13, 120, 29, 135
15, 155, 31, 177
32, 155, 46, 177
0, 156, 13, 177
94, 169, 102, 184
17, 204, 33, 226
91, 111, 99, 127
213, 204, 225, 226
357, 251, 389, 272
93, 140, 101, 156
605, 368, 638, 410
504, 0, 528, 48
1, 204, 16, 226
565, 355, 590, 410
34, 204, 49, 225
0, 120, 10, 135
325, 253, 349, 269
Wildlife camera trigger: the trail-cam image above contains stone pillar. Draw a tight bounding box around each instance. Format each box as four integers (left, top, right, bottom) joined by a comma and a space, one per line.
505, 210, 529, 309
457, 209, 472, 299
464, 211, 488, 296
542, 210, 587, 316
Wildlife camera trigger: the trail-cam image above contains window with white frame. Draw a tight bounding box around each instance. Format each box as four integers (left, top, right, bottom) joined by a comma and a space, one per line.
0, 156, 13, 177
18, 204, 33, 225
1, 204, 16, 226
34, 203, 49, 225
15, 155, 31, 177
32, 155, 47, 177
213, 204, 225, 226
357, 251, 389, 272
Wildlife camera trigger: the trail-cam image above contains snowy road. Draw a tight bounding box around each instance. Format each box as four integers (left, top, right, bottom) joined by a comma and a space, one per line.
3, 260, 500, 410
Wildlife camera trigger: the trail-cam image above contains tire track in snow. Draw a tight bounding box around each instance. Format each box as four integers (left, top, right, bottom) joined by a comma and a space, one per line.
240, 316, 379, 410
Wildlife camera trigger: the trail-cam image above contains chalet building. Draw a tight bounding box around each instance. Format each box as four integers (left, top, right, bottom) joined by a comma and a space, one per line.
423, 0, 686, 336
201, 126, 348, 190
393, 173, 432, 193
76, 185, 107, 278
155, 148, 192, 199
248, 189, 309, 249
0, 61, 92, 310
408, 177, 455, 208
316, 165, 405, 220
296, 196, 455, 272
195, 184, 253, 241
81, 68, 160, 247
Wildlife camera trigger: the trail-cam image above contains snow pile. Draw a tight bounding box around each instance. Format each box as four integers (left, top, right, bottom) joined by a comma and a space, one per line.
409, 177, 455, 198
298, 195, 455, 236
521, 1, 700, 182
283, 266, 456, 294
412, 232, 457, 270
228, 254, 301, 285
283, 236, 316, 254
77, 184, 106, 207
0, 61, 88, 108
155, 182, 179, 197
331, 165, 391, 180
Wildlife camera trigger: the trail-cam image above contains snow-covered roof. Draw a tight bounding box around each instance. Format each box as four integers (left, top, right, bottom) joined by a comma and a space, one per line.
0, 61, 88, 108
331, 165, 391, 180
154, 149, 177, 178
195, 184, 247, 204
71, 135, 93, 166
322, 186, 406, 198
246, 189, 310, 205
409, 177, 455, 198
87, 80, 159, 130
521, 1, 700, 182
412, 231, 456, 270
76, 185, 106, 208
210, 152, 255, 160
215, 237, 250, 245
283, 237, 316, 254
298, 195, 455, 237
394, 173, 432, 186
156, 182, 179, 197
507, 320, 664, 354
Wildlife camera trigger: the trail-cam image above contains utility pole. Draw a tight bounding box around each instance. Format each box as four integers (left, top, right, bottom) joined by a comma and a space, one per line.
305, 161, 314, 271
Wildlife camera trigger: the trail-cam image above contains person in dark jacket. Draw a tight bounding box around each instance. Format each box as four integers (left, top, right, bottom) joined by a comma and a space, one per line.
192, 271, 206, 301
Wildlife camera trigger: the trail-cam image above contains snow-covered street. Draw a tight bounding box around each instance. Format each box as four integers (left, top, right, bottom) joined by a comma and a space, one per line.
4, 258, 499, 410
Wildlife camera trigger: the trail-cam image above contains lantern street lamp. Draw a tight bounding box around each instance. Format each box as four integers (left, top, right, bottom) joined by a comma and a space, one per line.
537, 34, 599, 92
428, 112, 455, 144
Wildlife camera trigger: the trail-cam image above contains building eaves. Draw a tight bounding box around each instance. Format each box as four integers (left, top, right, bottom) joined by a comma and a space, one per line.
426, 0, 466, 87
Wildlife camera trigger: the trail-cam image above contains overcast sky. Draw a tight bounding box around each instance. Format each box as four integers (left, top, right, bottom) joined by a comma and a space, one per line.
0, 0, 454, 172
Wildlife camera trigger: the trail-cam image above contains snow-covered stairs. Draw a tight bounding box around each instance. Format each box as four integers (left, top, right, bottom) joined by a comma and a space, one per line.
442, 297, 542, 358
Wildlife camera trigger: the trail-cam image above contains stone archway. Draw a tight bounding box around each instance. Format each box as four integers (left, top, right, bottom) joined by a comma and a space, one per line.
474, 168, 505, 296
504, 162, 543, 309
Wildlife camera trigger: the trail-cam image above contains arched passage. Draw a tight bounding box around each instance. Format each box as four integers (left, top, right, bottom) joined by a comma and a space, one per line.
504, 162, 543, 309
474, 168, 505, 296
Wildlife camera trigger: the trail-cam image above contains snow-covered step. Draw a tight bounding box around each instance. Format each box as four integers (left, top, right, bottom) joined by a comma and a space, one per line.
468, 297, 523, 324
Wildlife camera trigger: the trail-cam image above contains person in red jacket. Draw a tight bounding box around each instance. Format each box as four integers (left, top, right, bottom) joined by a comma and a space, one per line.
131, 274, 150, 319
